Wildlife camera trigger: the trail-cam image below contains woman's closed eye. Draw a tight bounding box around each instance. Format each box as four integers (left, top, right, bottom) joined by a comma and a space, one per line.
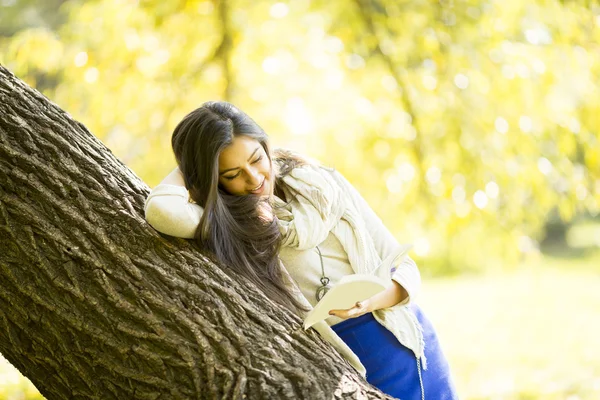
224, 156, 263, 180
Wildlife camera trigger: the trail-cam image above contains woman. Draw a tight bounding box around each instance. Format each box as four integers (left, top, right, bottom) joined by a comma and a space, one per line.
144, 101, 458, 399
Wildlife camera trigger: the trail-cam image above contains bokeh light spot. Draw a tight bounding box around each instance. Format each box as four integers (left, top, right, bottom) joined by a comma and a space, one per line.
473, 190, 488, 209
270, 2, 289, 18
454, 73, 469, 89
422, 75, 437, 91
346, 54, 365, 69
426, 166, 441, 185
537, 157, 553, 175
74, 52, 88, 67
414, 237, 431, 256
519, 116, 533, 133
485, 181, 500, 199
495, 117, 509, 134
84, 67, 98, 83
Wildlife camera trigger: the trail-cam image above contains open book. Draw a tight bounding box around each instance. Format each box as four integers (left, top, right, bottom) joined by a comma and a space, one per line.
302, 274, 389, 329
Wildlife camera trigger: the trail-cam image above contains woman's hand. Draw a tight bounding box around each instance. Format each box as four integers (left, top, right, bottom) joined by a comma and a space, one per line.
328, 280, 409, 320
328, 300, 371, 320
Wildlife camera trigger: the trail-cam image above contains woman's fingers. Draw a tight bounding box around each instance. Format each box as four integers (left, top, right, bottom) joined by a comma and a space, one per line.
329, 300, 368, 319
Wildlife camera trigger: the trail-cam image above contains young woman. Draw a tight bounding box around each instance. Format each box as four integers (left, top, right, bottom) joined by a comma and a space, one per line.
144, 101, 458, 399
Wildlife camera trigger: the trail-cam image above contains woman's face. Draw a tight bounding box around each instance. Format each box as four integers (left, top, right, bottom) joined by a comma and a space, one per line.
218, 135, 273, 197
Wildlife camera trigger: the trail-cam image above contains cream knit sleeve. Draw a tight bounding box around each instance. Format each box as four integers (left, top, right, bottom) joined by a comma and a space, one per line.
327, 168, 421, 304
144, 184, 203, 239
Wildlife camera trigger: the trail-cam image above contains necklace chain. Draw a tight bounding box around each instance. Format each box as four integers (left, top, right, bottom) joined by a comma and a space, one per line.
315, 246, 331, 301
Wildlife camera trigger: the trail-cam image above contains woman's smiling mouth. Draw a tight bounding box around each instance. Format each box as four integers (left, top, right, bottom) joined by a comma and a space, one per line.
249, 178, 265, 194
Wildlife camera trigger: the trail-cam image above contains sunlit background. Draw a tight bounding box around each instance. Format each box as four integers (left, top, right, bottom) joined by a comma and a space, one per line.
1, 0, 600, 398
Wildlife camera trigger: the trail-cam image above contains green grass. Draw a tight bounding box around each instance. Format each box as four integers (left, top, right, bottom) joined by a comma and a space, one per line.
2, 251, 600, 399
419, 251, 600, 399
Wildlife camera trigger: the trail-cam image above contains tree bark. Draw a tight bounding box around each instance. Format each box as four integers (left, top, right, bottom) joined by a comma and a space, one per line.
0, 66, 392, 399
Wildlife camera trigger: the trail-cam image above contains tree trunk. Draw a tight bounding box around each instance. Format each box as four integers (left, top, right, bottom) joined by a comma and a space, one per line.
0, 66, 391, 399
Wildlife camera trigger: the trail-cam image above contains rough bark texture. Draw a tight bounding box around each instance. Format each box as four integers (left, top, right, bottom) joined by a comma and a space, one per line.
0, 66, 393, 399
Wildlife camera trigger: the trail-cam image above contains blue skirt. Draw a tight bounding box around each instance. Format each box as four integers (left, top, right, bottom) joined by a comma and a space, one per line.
331, 304, 458, 399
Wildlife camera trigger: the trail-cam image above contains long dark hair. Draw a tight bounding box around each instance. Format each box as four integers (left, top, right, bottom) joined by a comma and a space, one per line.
171, 101, 310, 314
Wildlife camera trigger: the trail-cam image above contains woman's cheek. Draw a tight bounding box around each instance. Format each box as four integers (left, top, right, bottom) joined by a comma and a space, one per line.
220, 179, 237, 195
230, 181, 243, 195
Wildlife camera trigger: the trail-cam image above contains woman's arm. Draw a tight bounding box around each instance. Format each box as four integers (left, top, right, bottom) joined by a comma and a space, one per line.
326, 168, 421, 313
144, 167, 204, 239
328, 280, 408, 319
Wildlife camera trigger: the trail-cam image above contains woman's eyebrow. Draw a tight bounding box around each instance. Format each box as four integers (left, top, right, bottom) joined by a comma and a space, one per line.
219, 147, 260, 175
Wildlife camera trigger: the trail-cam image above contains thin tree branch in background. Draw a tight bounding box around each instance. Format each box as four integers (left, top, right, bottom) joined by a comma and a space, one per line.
216, 0, 234, 101
353, 0, 427, 195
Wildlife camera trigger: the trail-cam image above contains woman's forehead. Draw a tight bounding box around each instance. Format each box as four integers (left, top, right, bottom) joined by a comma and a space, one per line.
219, 136, 262, 168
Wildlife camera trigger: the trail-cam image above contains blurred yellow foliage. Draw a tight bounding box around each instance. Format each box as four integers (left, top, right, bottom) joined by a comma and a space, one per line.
0, 0, 598, 262
7, 0, 600, 272
1, 0, 599, 395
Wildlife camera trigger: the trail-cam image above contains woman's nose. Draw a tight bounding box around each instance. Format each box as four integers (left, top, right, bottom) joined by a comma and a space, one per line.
246, 168, 261, 185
